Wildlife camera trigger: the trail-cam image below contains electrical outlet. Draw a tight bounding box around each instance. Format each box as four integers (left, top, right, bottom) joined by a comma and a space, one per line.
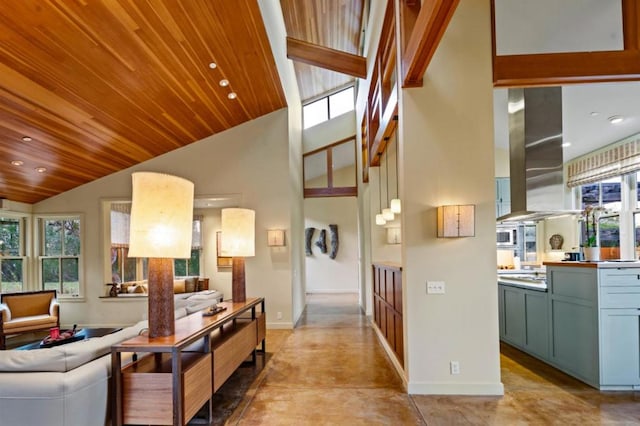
427, 281, 445, 294
277, 311, 283, 320
450, 361, 460, 375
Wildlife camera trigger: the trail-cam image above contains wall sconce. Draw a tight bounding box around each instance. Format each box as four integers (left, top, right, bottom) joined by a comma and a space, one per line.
437, 205, 475, 238
267, 229, 286, 247
386, 227, 401, 244
129, 172, 194, 337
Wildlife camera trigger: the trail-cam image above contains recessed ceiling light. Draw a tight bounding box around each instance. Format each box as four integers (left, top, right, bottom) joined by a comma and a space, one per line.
21, 136, 32, 142
590, 111, 600, 117
228, 92, 237, 100
11, 160, 23, 166
561, 142, 571, 147
35, 167, 47, 173
219, 79, 229, 87
608, 115, 624, 124
209, 62, 217, 69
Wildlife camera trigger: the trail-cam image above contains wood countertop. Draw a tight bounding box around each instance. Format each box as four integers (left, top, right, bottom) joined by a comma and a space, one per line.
544, 261, 640, 268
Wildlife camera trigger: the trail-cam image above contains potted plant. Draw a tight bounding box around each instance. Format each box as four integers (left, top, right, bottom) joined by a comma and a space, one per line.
582, 205, 604, 261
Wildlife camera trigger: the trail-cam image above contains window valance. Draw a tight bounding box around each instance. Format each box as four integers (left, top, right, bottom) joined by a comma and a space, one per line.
566, 133, 640, 187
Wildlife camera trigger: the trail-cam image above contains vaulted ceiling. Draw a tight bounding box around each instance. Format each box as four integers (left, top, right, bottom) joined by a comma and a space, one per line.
0, 0, 366, 205
280, 0, 365, 102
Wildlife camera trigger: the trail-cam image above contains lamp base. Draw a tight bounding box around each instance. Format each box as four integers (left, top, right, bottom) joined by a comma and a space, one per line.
232, 257, 246, 302
148, 257, 175, 337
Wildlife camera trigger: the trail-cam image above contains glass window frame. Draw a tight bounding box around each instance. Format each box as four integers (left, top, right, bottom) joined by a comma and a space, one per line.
36, 214, 83, 299
0, 215, 27, 293
303, 86, 355, 129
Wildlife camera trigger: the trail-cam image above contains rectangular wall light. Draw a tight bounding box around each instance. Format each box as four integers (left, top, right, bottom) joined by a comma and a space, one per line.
267, 229, 286, 247
437, 205, 475, 238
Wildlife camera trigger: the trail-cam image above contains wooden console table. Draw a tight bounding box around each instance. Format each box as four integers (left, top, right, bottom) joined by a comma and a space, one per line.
111, 297, 265, 426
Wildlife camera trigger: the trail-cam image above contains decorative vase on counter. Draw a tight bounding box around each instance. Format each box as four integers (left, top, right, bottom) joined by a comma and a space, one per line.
583, 246, 600, 262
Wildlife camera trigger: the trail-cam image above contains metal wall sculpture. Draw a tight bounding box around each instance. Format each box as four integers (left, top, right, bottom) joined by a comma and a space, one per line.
305, 225, 339, 259
305, 227, 315, 256
329, 224, 339, 259
315, 229, 327, 253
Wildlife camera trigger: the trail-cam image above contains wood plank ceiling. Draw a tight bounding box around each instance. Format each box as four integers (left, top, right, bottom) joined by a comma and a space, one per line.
280, 0, 365, 102
0, 0, 286, 204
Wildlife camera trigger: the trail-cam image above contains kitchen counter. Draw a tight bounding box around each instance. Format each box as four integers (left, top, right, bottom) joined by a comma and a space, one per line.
498, 276, 547, 292
498, 269, 547, 292
544, 260, 640, 268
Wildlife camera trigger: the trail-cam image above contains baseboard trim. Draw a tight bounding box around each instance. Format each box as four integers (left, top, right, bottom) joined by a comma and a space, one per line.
407, 381, 505, 395
306, 289, 358, 294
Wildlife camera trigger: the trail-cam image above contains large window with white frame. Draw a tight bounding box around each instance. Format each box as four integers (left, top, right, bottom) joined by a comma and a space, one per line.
110, 203, 201, 283
0, 216, 26, 293
579, 177, 622, 259
38, 216, 82, 297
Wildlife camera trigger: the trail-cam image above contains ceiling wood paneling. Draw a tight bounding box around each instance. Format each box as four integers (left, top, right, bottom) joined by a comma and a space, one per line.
0, 0, 286, 204
280, 0, 365, 101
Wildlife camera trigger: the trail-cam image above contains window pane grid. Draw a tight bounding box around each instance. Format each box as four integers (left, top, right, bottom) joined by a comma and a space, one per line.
40, 217, 81, 296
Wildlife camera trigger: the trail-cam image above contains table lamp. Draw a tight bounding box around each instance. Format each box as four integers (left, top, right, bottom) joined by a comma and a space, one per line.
128, 172, 194, 337
221, 208, 255, 302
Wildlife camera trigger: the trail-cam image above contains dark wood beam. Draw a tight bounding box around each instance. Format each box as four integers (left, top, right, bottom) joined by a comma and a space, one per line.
286, 37, 367, 79
492, 0, 640, 87
401, 0, 460, 87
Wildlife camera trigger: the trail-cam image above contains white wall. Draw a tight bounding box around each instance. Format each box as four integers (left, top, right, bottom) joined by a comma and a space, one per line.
399, 0, 503, 394
303, 111, 356, 153
302, 102, 359, 295
258, 0, 305, 326
34, 110, 295, 329
304, 197, 358, 292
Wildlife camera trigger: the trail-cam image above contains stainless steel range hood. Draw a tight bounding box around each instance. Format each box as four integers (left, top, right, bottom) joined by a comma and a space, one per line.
497, 87, 579, 223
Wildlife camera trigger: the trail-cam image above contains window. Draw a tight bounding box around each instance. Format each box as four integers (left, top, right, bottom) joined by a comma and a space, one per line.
303, 137, 357, 197
109, 203, 202, 283
303, 97, 328, 129
39, 216, 81, 297
581, 177, 621, 211
579, 178, 621, 257
329, 86, 355, 118
303, 86, 355, 129
599, 214, 620, 259
175, 216, 202, 276
174, 249, 201, 276
0, 217, 26, 293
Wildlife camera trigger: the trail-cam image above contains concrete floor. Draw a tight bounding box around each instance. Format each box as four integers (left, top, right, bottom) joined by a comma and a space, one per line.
218, 292, 640, 425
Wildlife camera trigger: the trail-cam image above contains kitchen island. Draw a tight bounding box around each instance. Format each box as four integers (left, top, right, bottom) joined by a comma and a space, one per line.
498, 261, 640, 390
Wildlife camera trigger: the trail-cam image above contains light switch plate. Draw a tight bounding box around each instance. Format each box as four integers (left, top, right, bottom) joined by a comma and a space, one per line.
427, 281, 445, 294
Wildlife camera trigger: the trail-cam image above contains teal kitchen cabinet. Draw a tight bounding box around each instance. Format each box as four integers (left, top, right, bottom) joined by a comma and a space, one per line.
500, 285, 525, 347
600, 309, 640, 387
523, 290, 548, 359
498, 283, 548, 360
547, 267, 599, 387
598, 268, 640, 389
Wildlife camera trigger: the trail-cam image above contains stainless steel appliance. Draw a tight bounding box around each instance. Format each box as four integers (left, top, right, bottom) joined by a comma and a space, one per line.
497, 226, 517, 247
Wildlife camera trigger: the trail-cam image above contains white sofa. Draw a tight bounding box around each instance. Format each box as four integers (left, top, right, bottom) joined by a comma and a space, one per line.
0, 288, 223, 426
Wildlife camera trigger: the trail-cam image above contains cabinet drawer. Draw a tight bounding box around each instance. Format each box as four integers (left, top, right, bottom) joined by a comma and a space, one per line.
600, 269, 640, 286
600, 286, 640, 309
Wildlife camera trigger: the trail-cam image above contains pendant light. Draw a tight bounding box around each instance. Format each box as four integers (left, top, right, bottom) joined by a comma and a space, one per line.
382, 146, 394, 221
375, 163, 386, 226
390, 134, 402, 214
